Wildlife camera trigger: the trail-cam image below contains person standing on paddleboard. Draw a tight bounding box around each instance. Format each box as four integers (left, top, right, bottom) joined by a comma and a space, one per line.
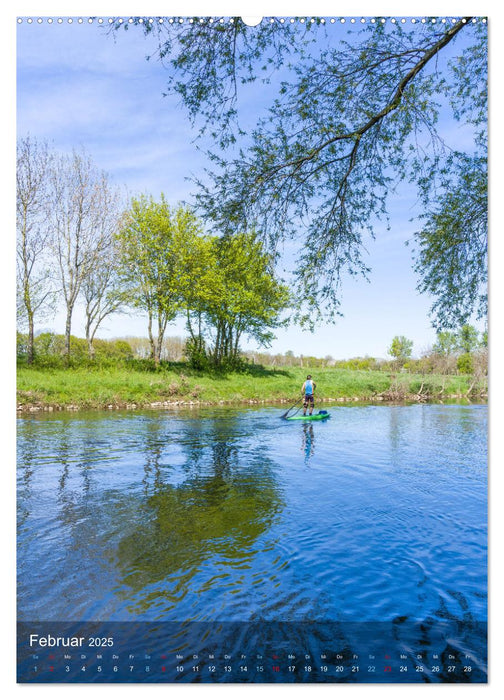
301, 375, 317, 416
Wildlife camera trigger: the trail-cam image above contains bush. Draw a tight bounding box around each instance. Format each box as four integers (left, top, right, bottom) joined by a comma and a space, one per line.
457, 353, 474, 374
17, 331, 28, 359
333, 356, 379, 371
93, 338, 134, 362
16, 332, 137, 369
34, 332, 64, 357
185, 336, 209, 370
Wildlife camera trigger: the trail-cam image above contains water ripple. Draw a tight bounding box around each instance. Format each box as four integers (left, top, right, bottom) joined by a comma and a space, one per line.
18, 405, 486, 634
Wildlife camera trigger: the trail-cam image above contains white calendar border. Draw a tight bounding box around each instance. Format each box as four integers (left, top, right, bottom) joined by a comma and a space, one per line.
4, 2, 500, 698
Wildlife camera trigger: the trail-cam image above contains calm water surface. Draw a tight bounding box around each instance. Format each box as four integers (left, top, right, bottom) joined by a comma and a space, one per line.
17, 404, 487, 630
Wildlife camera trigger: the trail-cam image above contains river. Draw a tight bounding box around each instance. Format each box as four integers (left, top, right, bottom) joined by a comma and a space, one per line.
17, 403, 487, 682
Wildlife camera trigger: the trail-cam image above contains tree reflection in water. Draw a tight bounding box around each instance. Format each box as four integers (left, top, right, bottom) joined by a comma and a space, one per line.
113, 416, 284, 609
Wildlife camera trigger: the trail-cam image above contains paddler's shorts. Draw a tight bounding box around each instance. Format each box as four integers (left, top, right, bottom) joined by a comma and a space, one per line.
304, 394, 314, 405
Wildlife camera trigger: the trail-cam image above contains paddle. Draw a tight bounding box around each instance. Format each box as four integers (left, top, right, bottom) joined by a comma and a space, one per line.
280, 396, 303, 419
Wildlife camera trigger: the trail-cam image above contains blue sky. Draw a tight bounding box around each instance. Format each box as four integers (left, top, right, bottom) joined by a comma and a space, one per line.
16, 11, 487, 360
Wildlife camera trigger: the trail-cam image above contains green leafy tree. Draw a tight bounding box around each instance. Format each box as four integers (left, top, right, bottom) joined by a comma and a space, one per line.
457, 353, 474, 375
457, 323, 480, 354
116, 196, 203, 365
210, 233, 290, 367
388, 335, 414, 365
176, 231, 219, 369
114, 17, 487, 329
432, 330, 458, 356
182, 232, 290, 368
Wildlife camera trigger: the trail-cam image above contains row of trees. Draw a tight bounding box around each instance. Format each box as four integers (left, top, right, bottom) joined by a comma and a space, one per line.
17, 327, 487, 379
17, 137, 124, 363
388, 325, 487, 374
118, 194, 289, 367
16, 137, 289, 368
18, 20, 487, 370
244, 326, 487, 375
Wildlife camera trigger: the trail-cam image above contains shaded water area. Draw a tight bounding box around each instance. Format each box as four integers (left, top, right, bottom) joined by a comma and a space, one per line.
17, 404, 487, 682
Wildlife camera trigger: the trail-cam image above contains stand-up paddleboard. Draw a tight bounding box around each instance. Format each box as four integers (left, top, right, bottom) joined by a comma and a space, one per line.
285, 410, 330, 421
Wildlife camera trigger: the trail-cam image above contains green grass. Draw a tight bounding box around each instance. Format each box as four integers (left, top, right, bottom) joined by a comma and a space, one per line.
16, 363, 482, 411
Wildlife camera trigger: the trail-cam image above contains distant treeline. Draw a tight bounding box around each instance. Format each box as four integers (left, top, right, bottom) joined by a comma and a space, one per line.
17, 328, 488, 378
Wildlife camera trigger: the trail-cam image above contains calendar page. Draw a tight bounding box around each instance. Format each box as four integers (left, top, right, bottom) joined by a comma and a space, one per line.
16, 9, 488, 685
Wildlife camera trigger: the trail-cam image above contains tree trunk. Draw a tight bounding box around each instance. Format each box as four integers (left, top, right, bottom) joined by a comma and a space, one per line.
147, 311, 156, 363
154, 335, 162, 366
154, 309, 169, 367
85, 317, 95, 359
233, 330, 241, 362
27, 312, 35, 365
214, 323, 222, 366
23, 279, 35, 364
87, 337, 95, 359
64, 309, 72, 365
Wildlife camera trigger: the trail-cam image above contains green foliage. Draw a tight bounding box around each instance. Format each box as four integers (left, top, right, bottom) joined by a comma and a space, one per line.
17, 332, 134, 368
184, 335, 208, 370
116, 195, 203, 364
432, 330, 459, 356
413, 156, 487, 329
457, 353, 474, 374
457, 324, 480, 354
183, 231, 290, 368
333, 356, 378, 371
422, 324, 486, 377
16, 331, 28, 358
388, 335, 414, 363
118, 221, 291, 369
31, 333, 88, 365
92, 339, 134, 361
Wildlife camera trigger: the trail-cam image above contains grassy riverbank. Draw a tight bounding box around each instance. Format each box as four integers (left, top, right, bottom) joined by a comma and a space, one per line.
16, 364, 485, 412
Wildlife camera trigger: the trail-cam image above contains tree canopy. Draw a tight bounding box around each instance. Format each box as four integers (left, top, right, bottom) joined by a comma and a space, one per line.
117, 195, 289, 368
185, 232, 291, 368
116, 195, 203, 365
388, 335, 413, 364
114, 16, 487, 330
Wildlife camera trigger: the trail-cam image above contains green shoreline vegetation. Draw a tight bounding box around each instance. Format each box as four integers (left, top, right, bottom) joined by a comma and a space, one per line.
17, 335, 487, 413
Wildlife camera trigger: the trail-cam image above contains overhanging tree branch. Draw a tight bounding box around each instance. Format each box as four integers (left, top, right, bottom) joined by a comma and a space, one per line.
112, 16, 486, 329
252, 18, 471, 192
